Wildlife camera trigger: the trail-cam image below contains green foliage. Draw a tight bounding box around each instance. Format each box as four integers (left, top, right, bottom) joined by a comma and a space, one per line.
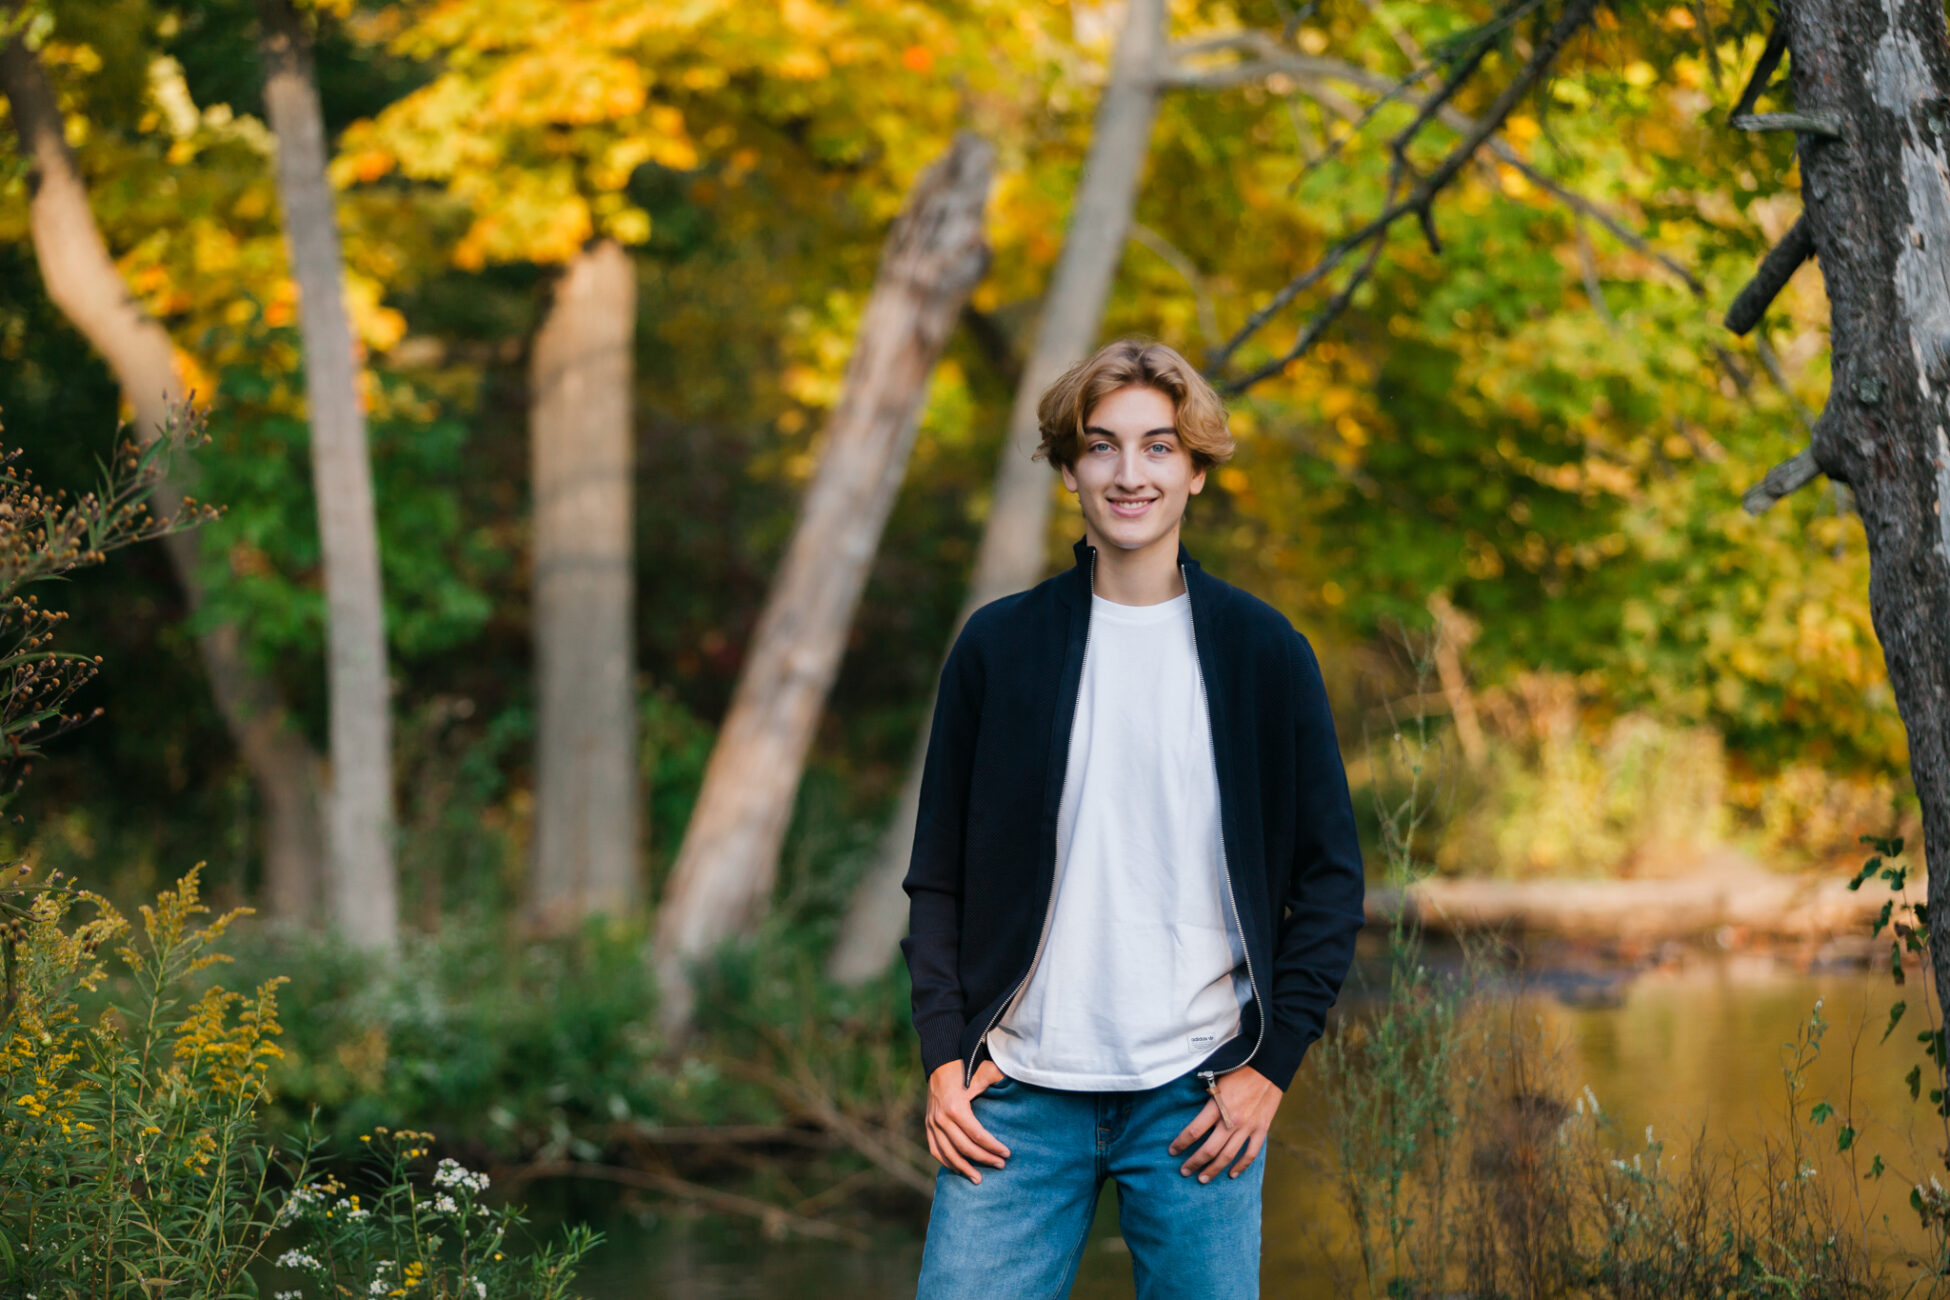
0, 869, 596, 1298
188, 348, 500, 679
269, 1130, 597, 1300
224, 917, 665, 1157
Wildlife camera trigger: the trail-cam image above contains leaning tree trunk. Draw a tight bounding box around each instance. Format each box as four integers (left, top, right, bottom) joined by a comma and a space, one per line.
0, 14, 328, 918
827, 0, 1167, 984
1775, 0, 1950, 1059
528, 238, 641, 932
654, 134, 994, 1031
259, 0, 398, 952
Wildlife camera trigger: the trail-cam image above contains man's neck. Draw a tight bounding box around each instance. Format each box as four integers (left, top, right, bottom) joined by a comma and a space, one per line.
1085, 527, 1186, 606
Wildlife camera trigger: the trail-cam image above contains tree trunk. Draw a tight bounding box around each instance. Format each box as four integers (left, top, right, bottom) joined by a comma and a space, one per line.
827, 0, 1167, 984
0, 14, 327, 918
528, 238, 642, 931
259, 0, 397, 952
655, 134, 995, 1029
1780, 0, 1950, 1067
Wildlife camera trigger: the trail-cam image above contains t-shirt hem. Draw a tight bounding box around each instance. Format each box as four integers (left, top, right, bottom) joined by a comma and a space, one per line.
991, 1026, 1240, 1093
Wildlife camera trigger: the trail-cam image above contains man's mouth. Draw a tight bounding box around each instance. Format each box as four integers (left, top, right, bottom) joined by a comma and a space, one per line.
1107, 496, 1157, 518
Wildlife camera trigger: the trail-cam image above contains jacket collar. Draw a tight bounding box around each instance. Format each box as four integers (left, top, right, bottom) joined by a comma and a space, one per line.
1062, 535, 1204, 605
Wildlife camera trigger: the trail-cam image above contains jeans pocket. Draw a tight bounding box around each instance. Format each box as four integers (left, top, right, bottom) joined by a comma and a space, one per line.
979, 1074, 1017, 1100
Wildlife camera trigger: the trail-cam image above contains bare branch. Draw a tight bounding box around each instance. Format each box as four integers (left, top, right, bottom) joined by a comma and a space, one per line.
1742, 445, 1823, 514
1386, 25, 1496, 190
1210, 0, 1601, 387
1732, 111, 1846, 139
1483, 138, 1703, 291
1724, 214, 1815, 335
1731, 18, 1788, 120
1222, 227, 1390, 393
1258, 47, 1704, 294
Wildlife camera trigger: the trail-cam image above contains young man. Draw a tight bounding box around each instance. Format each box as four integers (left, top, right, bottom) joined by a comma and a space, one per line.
902, 338, 1367, 1298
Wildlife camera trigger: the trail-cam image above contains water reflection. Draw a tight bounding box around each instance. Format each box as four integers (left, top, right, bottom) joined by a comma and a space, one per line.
562, 954, 1931, 1297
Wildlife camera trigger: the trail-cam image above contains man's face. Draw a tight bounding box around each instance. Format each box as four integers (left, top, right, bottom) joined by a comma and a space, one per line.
1060, 384, 1205, 555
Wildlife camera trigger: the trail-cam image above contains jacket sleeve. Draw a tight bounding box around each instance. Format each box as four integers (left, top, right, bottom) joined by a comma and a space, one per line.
900, 624, 985, 1079
1253, 631, 1366, 1091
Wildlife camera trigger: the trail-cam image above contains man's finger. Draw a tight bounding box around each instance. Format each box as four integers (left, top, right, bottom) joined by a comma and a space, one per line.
1168, 1100, 1219, 1156
1180, 1120, 1238, 1178
952, 1106, 1011, 1161
1228, 1131, 1265, 1178
945, 1116, 1007, 1169
1194, 1127, 1251, 1183
932, 1121, 983, 1183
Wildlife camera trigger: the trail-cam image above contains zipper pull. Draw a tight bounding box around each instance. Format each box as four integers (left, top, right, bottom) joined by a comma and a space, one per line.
1200, 1070, 1234, 1128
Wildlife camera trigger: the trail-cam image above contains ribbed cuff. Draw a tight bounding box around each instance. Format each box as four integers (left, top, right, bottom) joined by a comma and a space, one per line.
916, 1014, 968, 1080
1251, 1027, 1312, 1092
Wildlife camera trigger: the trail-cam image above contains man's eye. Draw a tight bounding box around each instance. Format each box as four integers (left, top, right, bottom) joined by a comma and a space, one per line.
1148, 442, 1172, 454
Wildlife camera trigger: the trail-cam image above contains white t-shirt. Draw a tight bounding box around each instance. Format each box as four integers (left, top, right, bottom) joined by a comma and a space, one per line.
986, 591, 1249, 1091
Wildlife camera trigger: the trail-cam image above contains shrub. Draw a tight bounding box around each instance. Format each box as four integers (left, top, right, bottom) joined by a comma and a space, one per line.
0, 867, 596, 1297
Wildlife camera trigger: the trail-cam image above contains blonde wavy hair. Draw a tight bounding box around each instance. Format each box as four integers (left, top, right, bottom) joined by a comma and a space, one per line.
1034, 338, 1236, 472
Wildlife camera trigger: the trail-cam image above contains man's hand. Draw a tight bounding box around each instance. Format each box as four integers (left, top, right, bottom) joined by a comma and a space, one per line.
926, 1060, 1011, 1184
1168, 1066, 1282, 1182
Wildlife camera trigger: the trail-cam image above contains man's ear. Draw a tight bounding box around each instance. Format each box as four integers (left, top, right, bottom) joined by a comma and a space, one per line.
1060, 462, 1080, 493
1189, 465, 1207, 496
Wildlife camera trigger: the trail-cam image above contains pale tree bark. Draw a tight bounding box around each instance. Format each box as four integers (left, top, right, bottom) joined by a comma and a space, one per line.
828, 0, 1168, 984
1765, 0, 1950, 1061
258, 0, 397, 952
655, 134, 995, 1030
0, 15, 327, 918
528, 238, 641, 931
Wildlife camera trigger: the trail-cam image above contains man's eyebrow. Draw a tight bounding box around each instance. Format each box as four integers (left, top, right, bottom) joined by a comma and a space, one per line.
1082, 425, 1179, 438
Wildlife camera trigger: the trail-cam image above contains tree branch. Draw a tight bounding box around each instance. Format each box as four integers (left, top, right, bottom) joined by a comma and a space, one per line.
1731, 18, 1789, 120
1222, 227, 1391, 393
1724, 214, 1815, 335
1732, 111, 1846, 139
1209, 0, 1600, 387
1742, 445, 1823, 514
1482, 138, 1703, 291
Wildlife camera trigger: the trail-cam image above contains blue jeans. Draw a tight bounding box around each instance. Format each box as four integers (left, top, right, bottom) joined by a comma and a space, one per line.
915, 1068, 1263, 1299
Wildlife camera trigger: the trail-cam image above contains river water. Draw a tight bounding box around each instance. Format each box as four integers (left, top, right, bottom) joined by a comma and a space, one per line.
557, 953, 1938, 1298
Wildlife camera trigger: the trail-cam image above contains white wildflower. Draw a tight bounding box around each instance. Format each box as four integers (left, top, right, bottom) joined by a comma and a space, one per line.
434, 1194, 459, 1214
434, 1158, 491, 1194
277, 1250, 325, 1273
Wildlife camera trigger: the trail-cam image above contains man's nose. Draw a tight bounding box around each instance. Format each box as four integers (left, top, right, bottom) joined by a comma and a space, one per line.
1114, 449, 1147, 486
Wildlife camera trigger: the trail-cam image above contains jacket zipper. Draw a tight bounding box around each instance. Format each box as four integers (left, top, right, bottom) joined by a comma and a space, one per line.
967, 546, 1097, 1088
1185, 560, 1265, 1086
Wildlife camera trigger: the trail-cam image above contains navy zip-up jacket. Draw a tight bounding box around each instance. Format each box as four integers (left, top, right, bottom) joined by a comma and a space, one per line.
901, 538, 1366, 1092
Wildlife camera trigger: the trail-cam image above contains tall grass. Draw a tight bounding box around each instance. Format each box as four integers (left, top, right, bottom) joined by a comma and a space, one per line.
1310, 638, 1926, 1298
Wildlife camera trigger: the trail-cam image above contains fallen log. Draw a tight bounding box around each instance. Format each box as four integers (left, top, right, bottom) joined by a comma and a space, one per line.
1367, 865, 1893, 943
